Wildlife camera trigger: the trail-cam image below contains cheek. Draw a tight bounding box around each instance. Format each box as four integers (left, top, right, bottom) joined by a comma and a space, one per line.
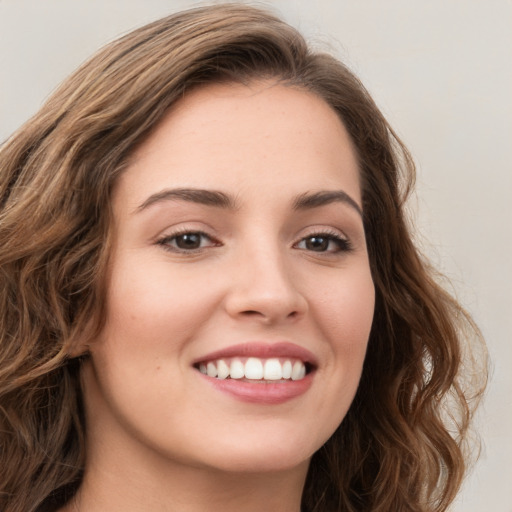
300, 268, 374, 446
84, 262, 210, 450
103, 259, 220, 351
310, 266, 374, 402
314, 266, 375, 351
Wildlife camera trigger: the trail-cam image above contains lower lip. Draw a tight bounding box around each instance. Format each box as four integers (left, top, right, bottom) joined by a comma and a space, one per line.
199, 372, 314, 404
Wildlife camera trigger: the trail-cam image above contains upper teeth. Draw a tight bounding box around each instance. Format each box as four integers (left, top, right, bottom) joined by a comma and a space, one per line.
198, 357, 307, 381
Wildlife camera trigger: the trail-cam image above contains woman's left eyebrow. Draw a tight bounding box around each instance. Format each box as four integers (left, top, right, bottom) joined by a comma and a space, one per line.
292, 190, 363, 218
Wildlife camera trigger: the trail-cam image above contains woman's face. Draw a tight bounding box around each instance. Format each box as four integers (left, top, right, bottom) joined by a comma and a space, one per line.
82, 81, 375, 476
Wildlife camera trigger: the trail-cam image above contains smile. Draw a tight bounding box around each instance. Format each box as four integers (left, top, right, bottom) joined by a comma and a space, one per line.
193, 342, 316, 403
196, 357, 308, 381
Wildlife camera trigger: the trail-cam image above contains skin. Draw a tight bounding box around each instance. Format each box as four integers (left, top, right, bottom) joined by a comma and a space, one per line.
66, 81, 375, 511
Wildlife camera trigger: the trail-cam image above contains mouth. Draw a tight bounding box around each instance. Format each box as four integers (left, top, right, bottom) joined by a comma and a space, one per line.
192, 342, 317, 403
194, 357, 313, 382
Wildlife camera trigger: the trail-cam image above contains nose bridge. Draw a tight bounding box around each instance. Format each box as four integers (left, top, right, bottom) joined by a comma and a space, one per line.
226, 233, 306, 322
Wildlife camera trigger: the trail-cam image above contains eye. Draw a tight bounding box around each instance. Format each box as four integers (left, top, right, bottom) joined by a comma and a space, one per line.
157, 231, 218, 252
295, 233, 352, 253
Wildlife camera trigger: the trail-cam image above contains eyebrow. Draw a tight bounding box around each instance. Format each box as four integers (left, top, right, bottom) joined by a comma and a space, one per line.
136, 187, 362, 217
136, 188, 237, 212
292, 190, 363, 217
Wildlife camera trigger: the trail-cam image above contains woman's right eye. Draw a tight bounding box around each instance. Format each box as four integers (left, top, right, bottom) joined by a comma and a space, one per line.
156, 231, 218, 252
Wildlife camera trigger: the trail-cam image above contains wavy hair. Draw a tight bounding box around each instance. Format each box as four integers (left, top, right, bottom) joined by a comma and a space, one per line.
0, 4, 487, 511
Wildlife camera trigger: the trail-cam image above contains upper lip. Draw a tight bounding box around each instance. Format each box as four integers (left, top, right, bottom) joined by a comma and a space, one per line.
193, 341, 318, 366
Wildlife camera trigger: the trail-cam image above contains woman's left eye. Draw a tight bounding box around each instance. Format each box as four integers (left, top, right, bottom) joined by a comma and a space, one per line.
295, 233, 352, 253
157, 231, 217, 252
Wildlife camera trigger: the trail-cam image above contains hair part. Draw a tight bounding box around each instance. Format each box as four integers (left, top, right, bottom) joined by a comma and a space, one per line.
0, 4, 487, 511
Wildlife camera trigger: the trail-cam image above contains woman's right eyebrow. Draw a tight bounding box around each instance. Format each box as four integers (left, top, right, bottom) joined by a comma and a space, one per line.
135, 188, 238, 213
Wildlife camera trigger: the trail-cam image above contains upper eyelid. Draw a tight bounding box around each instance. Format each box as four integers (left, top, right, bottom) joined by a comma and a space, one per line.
158, 227, 347, 239
155, 210, 357, 236
156, 229, 219, 251
294, 225, 349, 241
155, 225, 350, 241
154, 223, 218, 241
294, 232, 350, 247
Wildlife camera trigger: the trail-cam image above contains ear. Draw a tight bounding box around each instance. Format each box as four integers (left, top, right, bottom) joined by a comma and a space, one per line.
65, 317, 100, 358
66, 338, 91, 358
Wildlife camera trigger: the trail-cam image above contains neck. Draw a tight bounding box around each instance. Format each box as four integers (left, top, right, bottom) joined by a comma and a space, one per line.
66, 457, 308, 512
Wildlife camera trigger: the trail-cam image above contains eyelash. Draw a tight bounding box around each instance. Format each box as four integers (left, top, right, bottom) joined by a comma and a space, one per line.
156, 229, 353, 254
294, 230, 353, 254
156, 229, 219, 253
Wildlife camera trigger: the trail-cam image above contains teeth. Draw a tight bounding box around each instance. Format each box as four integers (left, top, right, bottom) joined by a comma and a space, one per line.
206, 362, 217, 378
229, 359, 245, 379
198, 357, 307, 381
282, 360, 292, 379
244, 358, 263, 379
217, 359, 230, 379
291, 361, 306, 381
263, 358, 282, 380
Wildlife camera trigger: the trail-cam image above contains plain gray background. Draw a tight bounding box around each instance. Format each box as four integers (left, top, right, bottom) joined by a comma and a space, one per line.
1, 1, 511, 510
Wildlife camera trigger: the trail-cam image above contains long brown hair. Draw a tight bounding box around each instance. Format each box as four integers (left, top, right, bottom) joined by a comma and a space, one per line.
0, 4, 487, 511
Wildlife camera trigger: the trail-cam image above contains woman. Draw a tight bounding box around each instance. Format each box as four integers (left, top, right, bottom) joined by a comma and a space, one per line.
0, 4, 487, 512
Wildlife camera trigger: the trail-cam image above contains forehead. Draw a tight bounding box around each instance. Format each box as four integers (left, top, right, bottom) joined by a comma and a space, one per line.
117, 80, 361, 210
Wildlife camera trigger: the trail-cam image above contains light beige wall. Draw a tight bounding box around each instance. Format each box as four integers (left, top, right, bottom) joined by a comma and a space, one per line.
1, 1, 510, 509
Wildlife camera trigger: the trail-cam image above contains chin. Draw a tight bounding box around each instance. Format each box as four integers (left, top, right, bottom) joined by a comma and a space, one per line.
206, 449, 312, 475
192, 428, 322, 475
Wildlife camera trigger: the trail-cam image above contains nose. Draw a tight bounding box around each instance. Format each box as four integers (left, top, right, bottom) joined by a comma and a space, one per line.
224, 243, 308, 325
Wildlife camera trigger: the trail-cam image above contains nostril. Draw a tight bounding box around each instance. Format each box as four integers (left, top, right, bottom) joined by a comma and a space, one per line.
238, 309, 301, 321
